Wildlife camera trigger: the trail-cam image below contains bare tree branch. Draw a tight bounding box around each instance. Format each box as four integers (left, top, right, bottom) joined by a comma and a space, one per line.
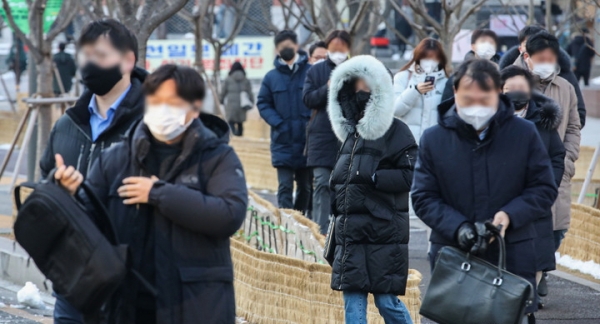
450, 0, 486, 36
47, 0, 79, 41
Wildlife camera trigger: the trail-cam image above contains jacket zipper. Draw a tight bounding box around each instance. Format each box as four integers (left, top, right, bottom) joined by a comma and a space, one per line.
86, 143, 96, 175
339, 132, 360, 289
75, 145, 84, 171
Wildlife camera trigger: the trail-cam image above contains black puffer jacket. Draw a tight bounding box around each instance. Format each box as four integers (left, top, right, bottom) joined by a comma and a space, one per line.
303, 58, 341, 169
499, 46, 586, 127
85, 114, 247, 324
524, 92, 565, 272
327, 56, 417, 295
40, 67, 148, 178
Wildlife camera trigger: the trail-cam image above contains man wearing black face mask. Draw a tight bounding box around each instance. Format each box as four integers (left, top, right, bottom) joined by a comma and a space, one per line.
257, 30, 312, 214
39, 19, 147, 324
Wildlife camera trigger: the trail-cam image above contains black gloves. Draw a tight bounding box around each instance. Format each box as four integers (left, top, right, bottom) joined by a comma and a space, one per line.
457, 222, 477, 252
456, 222, 496, 255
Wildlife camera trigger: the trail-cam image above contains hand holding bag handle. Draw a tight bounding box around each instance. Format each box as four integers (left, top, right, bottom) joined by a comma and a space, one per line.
420, 222, 533, 324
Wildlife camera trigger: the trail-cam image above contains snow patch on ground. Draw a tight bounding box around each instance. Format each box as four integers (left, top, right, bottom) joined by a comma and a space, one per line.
556, 252, 600, 279
16, 282, 46, 310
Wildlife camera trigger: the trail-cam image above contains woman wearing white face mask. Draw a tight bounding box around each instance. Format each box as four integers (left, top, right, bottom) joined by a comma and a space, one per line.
393, 38, 448, 141
54, 64, 248, 324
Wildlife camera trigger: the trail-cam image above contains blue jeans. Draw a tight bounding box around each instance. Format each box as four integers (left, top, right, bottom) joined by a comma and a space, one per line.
343, 291, 413, 324
54, 294, 83, 324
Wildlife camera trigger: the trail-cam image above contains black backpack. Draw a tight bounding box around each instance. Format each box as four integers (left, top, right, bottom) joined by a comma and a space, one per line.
13, 172, 128, 314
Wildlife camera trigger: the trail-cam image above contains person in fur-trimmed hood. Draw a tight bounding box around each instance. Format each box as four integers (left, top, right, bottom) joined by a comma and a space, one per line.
501, 65, 566, 309
327, 55, 417, 324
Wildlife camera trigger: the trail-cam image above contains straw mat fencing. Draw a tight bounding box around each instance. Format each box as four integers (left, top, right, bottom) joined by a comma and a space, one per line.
230, 137, 278, 192
232, 192, 422, 324
558, 203, 600, 264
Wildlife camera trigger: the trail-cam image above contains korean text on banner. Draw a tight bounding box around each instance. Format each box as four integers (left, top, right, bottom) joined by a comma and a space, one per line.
145, 37, 275, 79
0, 0, 63, 34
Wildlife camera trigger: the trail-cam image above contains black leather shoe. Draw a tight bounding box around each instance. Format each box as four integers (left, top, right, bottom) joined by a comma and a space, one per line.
538, 273, 548, 297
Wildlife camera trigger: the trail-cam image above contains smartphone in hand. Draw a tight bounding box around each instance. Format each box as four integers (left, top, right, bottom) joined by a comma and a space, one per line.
425, 76, 435, 85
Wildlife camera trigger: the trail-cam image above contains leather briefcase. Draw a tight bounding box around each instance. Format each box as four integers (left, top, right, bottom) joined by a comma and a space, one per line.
420, 231, 534, 324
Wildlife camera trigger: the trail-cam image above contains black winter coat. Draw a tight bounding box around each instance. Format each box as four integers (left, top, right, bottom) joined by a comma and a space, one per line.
412, 96, 558, 287
40, 67, 148, 178
303, 58, 341, 169
441, 51, 501, 102
499, 46, 586, 127
257, 51, 311, 169
84, 115, 248, 324
525, 93, 565, 271
567, 36, 595, 71
327, 55, 417, 295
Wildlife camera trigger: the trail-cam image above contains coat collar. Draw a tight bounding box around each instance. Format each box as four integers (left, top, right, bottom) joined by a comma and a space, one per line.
273, 50, 309, 74
437, 94, 515, 143
327, 55, 394, 141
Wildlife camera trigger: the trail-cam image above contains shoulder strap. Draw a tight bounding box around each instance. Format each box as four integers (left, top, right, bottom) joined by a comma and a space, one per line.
13, 182, 38, 211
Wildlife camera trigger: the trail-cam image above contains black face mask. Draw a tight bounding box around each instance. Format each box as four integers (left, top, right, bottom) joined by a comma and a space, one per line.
279, 47, 296, 61
81, 62, 123, 96
505, 91, 530, 110
355, 90, 371, 107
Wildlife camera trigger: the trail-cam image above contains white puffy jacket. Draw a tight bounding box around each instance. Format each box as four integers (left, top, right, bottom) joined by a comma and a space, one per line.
393, 66, 447, 141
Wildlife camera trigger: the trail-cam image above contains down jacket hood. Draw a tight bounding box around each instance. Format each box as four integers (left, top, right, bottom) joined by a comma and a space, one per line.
328, 55, 394, 141
528, 92, 563, 131
498, 46, 573, 73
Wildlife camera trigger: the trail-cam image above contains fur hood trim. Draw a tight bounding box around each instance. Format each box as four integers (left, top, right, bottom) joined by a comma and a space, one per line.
328, 55, 394, 141
531, 92, 563, 130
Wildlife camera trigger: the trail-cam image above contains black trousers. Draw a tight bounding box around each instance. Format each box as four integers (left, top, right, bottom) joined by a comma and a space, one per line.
575, 68, 590, 86
276, 167, 311, 213
228, 121, 243, 136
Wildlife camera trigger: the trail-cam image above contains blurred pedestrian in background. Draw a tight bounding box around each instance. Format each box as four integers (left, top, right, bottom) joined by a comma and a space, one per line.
55, 64, 247, 324
518, 32, 581, 253
501, 65, 565, 309
499, 25, 586, 128
412, 59, 558, 324
53, 42, 77, 95
6, 36, 27, 92
303, 29, 351, 234
442, 29, 500, 101
220, 61, 254, 136
327, 55, 416, 324
257, 30, 311, 213
39, 19, 147, 324
308, 41, 327, 64
394, 38, 448, 141
567, 28, 595, 87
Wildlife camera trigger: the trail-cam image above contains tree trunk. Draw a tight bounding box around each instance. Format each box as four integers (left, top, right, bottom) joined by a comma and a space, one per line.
212, 45, 223, 93
35, 55, 54, 180
137, 32, 150, 69
440, 31, 455, 72
194, 15, 205, 73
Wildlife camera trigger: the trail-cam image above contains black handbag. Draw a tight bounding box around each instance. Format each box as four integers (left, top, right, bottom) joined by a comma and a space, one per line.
420, 231, 534, 324
323, 215, 336, 266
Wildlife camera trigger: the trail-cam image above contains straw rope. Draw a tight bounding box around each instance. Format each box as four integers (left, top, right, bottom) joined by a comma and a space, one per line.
558, 203, 600, 264
234, 191, 422, 323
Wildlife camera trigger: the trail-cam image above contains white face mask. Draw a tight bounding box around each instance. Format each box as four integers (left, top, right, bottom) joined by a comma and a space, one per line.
475, 42, 496, 60
420, 59, 439, 73
328, 51, 348, 65
456, 105, 496, 131
143, 104, 192, 142
531, 62, 555, 79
